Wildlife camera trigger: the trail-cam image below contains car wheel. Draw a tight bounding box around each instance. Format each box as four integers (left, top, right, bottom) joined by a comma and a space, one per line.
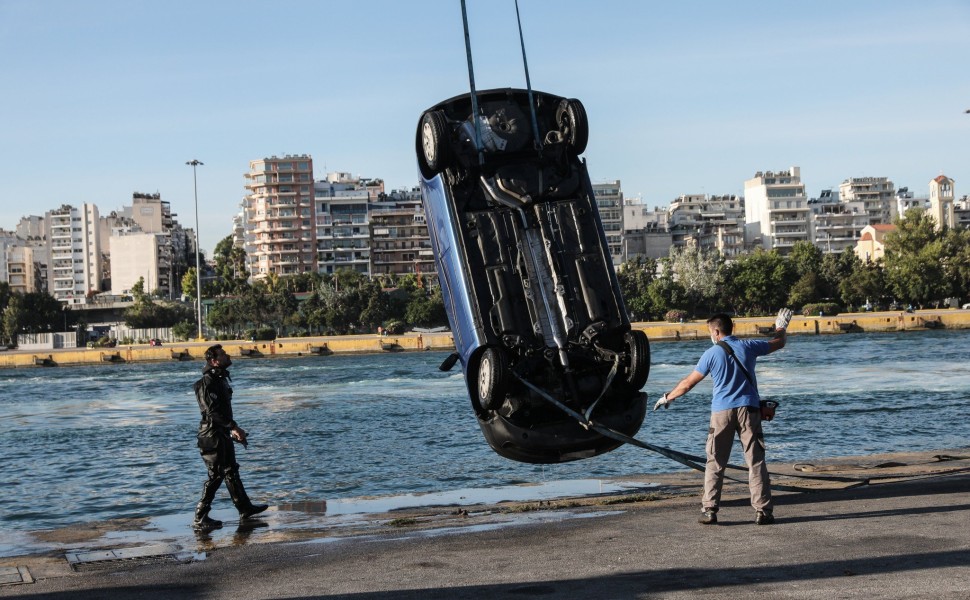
556, 99, 589, 154
420, 110, 450, 174
622, 329, 650, 391
478, 347, 509, 411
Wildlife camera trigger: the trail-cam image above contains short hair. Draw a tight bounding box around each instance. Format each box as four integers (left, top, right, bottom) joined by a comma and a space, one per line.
706, 313, 734, 335
204, 344, 224, 362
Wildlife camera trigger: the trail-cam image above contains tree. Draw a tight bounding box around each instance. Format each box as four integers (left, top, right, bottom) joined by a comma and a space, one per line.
883, 209, 948, 307
839, 261, 886, 308
646, 258, 686, 318
668, 240, 723, 315
818, 249, 860, 303
211, 236, 250, 295
181, 268, 197, 299
721, 249, 791, 315
405, 286, 447, 328
2, 295, 23, 345
616, 257, 656, 321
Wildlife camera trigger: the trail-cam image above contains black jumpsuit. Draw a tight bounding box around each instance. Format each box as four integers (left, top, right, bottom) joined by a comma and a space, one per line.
193, 364, 260, 521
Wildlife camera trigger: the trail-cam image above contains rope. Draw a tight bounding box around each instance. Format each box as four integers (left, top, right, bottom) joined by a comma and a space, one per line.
514, 0, 542, 152
518, 374, 970, 492
459, 0, 484, 166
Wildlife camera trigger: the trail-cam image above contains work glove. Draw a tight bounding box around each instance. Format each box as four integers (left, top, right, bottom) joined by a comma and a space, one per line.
775, 307, 793, 331
653, 393, 672, 411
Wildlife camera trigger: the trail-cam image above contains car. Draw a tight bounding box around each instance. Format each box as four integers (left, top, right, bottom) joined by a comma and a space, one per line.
416, 88, 650, 464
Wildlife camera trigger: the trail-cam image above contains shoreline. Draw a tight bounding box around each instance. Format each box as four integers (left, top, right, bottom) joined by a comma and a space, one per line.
2, 309, 969, 369
1, 447, 968, 598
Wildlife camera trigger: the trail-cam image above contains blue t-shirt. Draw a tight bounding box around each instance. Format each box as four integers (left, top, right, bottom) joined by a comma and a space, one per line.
694, 336, 771, 412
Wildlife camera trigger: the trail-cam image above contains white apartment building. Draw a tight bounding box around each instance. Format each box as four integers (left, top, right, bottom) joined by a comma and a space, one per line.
668, 194, 745, 257
314, 173, 382, 276
592, 180, 624, 264
45, 204, 102, 303
242, 155, 316, 279
808, 189, 870, 254
743, 167, 811, 254
839, 177, 896, 225
109, 232, 167, 295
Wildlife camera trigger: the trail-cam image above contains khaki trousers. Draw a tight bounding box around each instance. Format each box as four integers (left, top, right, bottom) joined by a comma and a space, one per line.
702, 406, 772, 512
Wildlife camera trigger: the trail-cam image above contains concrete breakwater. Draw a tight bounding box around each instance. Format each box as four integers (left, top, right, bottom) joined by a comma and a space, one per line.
2, 309, 968, 369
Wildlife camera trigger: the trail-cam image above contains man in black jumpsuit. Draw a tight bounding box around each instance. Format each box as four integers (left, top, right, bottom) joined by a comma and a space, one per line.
193, 344, 268, 529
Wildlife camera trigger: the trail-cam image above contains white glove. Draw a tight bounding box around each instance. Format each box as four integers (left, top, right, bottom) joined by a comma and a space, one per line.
653, 393, 672, 411
775, 308, 793, 331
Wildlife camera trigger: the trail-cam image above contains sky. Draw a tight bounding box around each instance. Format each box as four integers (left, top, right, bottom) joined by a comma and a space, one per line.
2, 0, 969, 254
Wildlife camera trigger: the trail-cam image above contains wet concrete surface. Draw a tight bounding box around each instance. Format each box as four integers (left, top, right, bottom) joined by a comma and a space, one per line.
2, 449, 969, 599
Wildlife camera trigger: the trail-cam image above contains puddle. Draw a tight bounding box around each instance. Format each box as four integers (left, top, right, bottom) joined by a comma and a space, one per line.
0, 479, 658, 559
318, 479, 658, 515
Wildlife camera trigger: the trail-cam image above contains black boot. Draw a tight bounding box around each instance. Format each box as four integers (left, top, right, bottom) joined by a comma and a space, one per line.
226, 473, 268, 519
193, 502, 223, 529
194, 476, 224, 529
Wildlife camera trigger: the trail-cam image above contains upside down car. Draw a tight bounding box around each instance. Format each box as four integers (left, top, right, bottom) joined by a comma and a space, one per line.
416, 88, 650, 463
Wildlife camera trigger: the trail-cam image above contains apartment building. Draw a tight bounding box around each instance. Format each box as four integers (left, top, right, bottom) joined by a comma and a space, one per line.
313, 172, 381, 275
102, 192, 186, 298
45, 204, 102, 303
668, 194, 745, 257
369, 188, 435, 281
839, 177, 896, 225
242, 155, 316, 279
592, 180, 624, 264
743, 167, 811, 254
5, 243, 36, 294
808, 189, 870, 254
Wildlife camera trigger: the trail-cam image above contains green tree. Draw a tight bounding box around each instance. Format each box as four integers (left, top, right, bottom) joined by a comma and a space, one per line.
211, 236, 250, 295
2, 295, 23, 345
883, 209, 948, 307
616, 256, 656, 321
819, 249, 860, 303
839, 261, 886, 308
645, 258, 686, 318
668, 240, 723, 315
181, 268, 197, 299
721, 249, 791, 315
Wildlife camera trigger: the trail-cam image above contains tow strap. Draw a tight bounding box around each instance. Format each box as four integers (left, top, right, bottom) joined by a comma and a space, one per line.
517, 373, 970, 492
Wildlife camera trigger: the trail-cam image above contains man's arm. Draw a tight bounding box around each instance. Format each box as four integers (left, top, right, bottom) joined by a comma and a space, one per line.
767, 328, 787, 354
767, 308, 792, 353
654, 370, 705, 410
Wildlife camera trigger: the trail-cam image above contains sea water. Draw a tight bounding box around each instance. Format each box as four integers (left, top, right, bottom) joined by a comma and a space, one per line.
1, 330, 967, 532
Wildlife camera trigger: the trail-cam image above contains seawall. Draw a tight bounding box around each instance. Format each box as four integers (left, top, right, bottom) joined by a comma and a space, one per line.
2, 310, 968, 369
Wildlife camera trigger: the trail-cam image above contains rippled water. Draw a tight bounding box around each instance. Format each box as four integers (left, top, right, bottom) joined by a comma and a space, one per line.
1, 330, 968, 532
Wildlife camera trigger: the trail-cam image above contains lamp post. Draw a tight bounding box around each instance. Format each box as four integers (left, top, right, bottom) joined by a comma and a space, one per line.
186, 159, 204, 341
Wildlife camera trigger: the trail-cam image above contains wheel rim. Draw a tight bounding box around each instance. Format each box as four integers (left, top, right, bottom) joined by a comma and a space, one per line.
421, 121, 436, 164
478, 355, 492, 396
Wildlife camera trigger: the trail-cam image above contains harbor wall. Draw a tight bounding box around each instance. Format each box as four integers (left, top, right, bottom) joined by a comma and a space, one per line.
3, 310, 969, 369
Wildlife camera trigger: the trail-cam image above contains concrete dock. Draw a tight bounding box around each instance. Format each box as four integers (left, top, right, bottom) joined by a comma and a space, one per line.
3, 309, 969, 369
2, 449, 968, 599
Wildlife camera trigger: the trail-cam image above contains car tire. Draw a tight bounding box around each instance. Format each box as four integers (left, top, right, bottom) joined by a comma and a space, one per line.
478, 347, 510, 411
420, 110, 450, 174
622, 329, 650, 391
556, 99, 589, 155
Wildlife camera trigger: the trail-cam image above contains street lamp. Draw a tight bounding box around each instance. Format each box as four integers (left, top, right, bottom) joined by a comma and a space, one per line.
186, 159, 204, 341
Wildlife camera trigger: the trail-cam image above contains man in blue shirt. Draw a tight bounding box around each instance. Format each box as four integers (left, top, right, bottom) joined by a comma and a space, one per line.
654, 309, 792, 525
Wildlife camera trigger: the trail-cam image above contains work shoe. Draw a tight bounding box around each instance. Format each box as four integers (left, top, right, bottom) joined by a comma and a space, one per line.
239, 503, 269, 519
755, 510, 775, 525
193, 515, 223, 530
698, 509, 718, 525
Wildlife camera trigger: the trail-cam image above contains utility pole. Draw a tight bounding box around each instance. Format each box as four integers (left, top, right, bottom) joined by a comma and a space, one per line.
186, 159, 204, 341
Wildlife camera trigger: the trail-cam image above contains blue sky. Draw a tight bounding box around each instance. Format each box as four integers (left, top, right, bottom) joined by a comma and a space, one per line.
2, 0, 968, 254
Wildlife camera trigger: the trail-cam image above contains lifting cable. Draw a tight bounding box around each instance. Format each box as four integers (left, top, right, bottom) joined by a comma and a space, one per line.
518, 374, 970, 492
